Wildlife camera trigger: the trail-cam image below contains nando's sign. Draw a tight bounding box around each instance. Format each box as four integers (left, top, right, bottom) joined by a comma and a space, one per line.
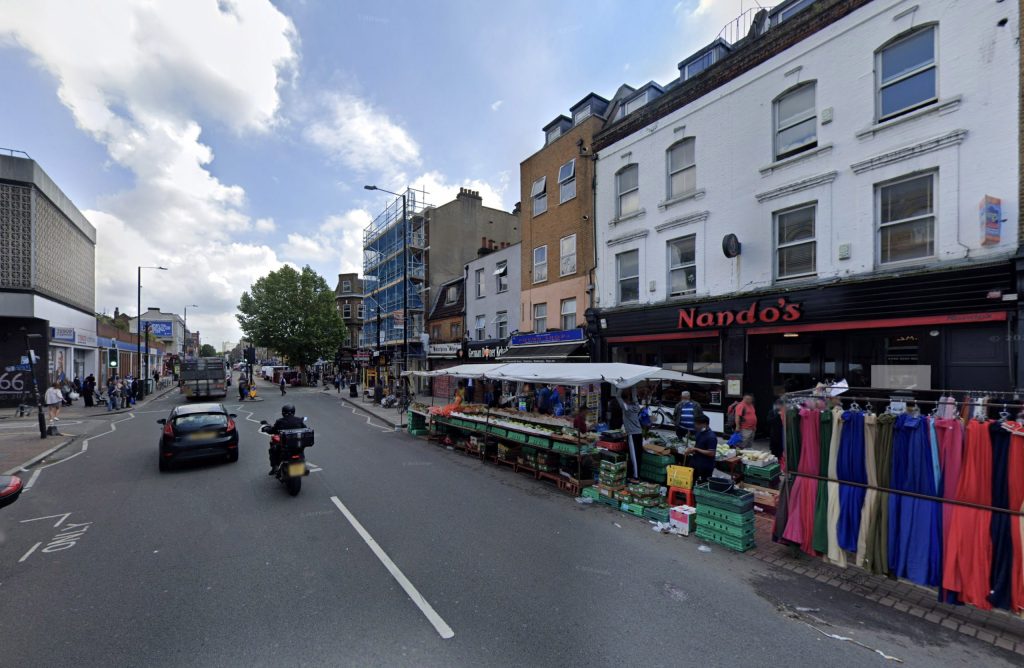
677, 298, 803, 330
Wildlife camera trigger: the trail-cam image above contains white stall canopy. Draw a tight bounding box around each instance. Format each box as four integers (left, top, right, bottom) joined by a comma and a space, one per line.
406, 362, 721, 390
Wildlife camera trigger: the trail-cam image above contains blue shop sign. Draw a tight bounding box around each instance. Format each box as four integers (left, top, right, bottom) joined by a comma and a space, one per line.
50, 326, 76, 342
148, 321, 174, 338
510, 329, 585, 346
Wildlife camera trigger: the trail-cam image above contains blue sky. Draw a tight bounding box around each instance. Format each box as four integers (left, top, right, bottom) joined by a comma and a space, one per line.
0, 0, 745, 345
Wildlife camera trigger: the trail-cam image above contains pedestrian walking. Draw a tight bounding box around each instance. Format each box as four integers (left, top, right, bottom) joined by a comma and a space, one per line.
83, 374, 95, 407
731, 393, 757, 449
280, 377, 286, 396
238, 376, 247, 401
130, 377, 139, 404
335, 373, 341, 393
44, 382, 63, 425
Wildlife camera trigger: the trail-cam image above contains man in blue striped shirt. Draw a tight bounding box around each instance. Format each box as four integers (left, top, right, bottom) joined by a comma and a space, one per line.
673, 391, 703, 441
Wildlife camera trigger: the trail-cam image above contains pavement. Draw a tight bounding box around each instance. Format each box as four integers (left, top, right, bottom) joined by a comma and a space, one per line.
0, 386, 1020, 666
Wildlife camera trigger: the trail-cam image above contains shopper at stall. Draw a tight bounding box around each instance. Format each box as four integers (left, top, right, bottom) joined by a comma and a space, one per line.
673, 391, 703, 440
573, 408, 589, 434
617, 387, 645, 481
685, 414, 717, 482
734, 393, 758, 449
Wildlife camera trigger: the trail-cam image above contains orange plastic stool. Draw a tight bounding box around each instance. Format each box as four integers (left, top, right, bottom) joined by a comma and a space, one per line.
667, 486, 694, 507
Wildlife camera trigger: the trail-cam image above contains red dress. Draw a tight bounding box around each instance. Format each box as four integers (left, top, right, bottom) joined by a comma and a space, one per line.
1002, 422, 1024, 612
782, 406, 821, 555
942, 420, 993, 609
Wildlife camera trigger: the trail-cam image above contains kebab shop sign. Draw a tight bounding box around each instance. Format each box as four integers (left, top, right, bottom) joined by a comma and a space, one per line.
677, 298, 803, 330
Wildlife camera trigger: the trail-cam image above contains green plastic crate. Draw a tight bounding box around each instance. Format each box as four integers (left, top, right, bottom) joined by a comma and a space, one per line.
552, 441, 579, 455
693, 483, 755, 513
408, 428, 429, 437
489, 426, 508, 438
695, 515, 755, 539
581, 486, 601, 500
696, 504, 754, 527
527, 434, 552, 448
505, 430, 529, 443
642, 453, 674, 466
695, 525, 755, 552
744, 462, 780, 478
620, 502, 646, 517
644, 506, 670, 522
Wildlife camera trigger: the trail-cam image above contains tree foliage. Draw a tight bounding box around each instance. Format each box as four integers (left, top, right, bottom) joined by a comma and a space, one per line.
236, 265, 347, 369
199, 344, 218, 357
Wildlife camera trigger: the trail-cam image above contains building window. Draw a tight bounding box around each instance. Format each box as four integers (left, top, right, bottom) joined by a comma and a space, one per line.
475, 315, 486, 340
667, 138, 696, 199
450, 323, 461, 339
774, 83, 816, 160
357, 304, 365, 320
616, 249, 640, 303
684, 51, 715, 79
342, 280, 351, 293
496, 311, 508, 339
877, 26, 936, 121
533, 246, 547, 283
573, 106, 591, 125
559, 234, 577, 277
495, 260, 508, 292
667, 235, 697, 296
475, 268, 485, 298
546, 126, 561, 145
533, 303, 547, 333
431, 325, 440, 341
624, 91, 649, 115
617, 164, 639, 218
445, 285, 458, 304
558, 158, 576, 204
560, 298, 576, 331
775, 204, 816, 279
775, 0, 815, 24
342, 303, 352, 318
531, 176, 547, 216
877, 173, 935, 265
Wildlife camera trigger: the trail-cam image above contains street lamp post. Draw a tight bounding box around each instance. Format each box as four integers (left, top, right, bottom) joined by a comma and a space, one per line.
137, 265, 168, 399
364, 185, 409, 379
184, 304, 198, 356
24, 333, 46, 439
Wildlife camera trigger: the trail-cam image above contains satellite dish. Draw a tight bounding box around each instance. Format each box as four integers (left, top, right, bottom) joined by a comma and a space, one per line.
722, 233, 741, 258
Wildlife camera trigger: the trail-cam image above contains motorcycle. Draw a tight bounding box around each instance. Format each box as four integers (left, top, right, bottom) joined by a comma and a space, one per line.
259, 419, 314, 496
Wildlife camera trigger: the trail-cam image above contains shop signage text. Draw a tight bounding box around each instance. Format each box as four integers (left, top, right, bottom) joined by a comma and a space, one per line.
511, 329, 585, 346
468, 344, 508, 359
677, 298, 803, 330
51, 327, 76, 342
428, 343, 462, 356
148, 321, 174, 338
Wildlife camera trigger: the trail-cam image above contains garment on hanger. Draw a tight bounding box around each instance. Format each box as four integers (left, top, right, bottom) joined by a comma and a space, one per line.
772, 406, 800, 544
989, 422, 1013, 609
864, 413, 895, 575
934, 417, 965, 603
812, 408, 834, 555
889, 413, 942, 586
855, 413, 878, 567
1007, 424, 1024, 612
825, 406, 846, 567
837, 410, 867, 553
942, 419, 994, 609
782, 405, 821, 555
937, 394, 957, 420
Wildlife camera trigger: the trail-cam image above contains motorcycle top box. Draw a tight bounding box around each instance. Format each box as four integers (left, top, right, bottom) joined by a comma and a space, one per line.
278, 428, 314, 448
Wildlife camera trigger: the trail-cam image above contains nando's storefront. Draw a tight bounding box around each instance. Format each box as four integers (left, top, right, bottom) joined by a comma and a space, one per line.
590, 262, 1018, 428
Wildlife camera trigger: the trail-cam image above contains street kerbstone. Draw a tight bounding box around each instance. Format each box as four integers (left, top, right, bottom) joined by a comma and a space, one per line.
977, 630, 997, 643
995, 637, 1015, 651
941, 618, 959, 631
925, 612, 945, 623
958, 624, 978, 637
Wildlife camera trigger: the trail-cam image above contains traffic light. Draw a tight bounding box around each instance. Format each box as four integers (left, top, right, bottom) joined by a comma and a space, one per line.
109, 347, 118, 368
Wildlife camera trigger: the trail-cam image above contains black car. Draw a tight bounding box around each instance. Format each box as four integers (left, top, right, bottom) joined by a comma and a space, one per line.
157, 403, 239, 471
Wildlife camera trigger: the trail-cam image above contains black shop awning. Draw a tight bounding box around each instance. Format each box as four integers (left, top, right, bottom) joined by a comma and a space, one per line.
498, 342, 589, 362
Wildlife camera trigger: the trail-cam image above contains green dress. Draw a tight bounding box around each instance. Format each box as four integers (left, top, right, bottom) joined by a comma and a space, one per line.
811, 409, 834, 554
863, 412, 895, 575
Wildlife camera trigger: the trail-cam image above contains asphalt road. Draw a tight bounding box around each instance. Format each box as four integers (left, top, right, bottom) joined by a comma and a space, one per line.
0, 386, 1018, 667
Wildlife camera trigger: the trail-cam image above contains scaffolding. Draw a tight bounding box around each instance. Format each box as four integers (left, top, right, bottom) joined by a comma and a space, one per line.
360, 187, 429, 351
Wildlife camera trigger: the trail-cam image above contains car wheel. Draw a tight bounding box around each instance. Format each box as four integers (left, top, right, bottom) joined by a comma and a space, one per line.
159, 455, 169, 472
228, 450, 239, 463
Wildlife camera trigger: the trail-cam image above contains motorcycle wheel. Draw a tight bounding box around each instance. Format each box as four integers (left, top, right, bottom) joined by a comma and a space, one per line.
286, 476, 301, 496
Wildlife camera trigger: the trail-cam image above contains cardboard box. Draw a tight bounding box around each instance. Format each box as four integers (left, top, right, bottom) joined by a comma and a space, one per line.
669, 505, 696, 535
737, 482, 779, 512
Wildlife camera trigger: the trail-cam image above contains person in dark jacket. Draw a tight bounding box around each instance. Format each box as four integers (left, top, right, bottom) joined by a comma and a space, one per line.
267, 404, 306, 474
685, 415, 718, 483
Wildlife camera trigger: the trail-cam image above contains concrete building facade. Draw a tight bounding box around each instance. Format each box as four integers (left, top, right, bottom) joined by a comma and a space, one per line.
334, 272, 364, 350
465, 243, 521, 343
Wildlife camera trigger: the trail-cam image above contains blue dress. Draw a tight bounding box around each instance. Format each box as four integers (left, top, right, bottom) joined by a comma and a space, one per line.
889, 414, 942, 586
837, 410, 867, 553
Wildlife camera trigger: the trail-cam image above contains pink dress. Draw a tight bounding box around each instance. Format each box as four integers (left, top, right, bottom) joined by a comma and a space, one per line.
782, 406, 822, 555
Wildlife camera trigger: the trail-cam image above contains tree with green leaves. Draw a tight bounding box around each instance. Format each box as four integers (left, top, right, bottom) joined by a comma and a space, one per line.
199, 344, 218, 357
236, 265, 347, 370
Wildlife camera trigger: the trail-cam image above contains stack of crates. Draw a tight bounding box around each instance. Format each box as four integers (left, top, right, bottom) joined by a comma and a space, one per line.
693, 483, 755, 552
743, 461, 781, 486
599, 458, 627, 488
640, 451, 673, 484
407, 411, 428, 436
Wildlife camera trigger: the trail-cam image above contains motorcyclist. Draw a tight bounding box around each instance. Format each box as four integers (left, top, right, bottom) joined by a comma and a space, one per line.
266, 404, 306, 475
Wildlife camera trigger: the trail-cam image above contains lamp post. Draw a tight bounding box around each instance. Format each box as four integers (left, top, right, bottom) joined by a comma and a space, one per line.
184, 304, 198, 356
364, 185, 409, 380
24, 333, 46, 439
137, 265, 168, 399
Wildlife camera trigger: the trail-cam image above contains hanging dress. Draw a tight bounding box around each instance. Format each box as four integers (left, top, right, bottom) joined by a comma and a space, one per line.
782, 405, 821, 555
890, 413, 942, 586
934, 417, 964, 603
989, 422, 1013, 609
773, 406, 800, 544
825, 406, 846, 567
942, 419, 994, 609
837, 410, 868, 553
1006, 423, 1024, 612
864, 413, 894, 575
855, 414, 878, 567
812, 408, 834, 555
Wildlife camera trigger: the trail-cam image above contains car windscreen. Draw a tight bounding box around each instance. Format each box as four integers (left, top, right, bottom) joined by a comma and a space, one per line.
173, 413, 228, 432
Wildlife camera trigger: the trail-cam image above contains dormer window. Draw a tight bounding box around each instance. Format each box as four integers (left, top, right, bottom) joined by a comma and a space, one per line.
684, 52, 715, 79
624, 91, 649, 115
342, 280, 351, 293
573, 106, 591, 125
546, 126, 562, 144
445, 285, 458, 304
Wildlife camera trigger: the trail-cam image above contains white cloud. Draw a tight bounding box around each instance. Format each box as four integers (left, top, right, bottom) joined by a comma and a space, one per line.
281, 209, 371, 276
490, 100, 503, 111
406, 170, 511, 212
0, 0, 298, 344
254, 217, 277, 233
304, 93, 421, 173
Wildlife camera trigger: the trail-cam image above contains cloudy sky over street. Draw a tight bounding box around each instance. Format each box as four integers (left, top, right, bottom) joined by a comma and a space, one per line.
0, 0, 742, 346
